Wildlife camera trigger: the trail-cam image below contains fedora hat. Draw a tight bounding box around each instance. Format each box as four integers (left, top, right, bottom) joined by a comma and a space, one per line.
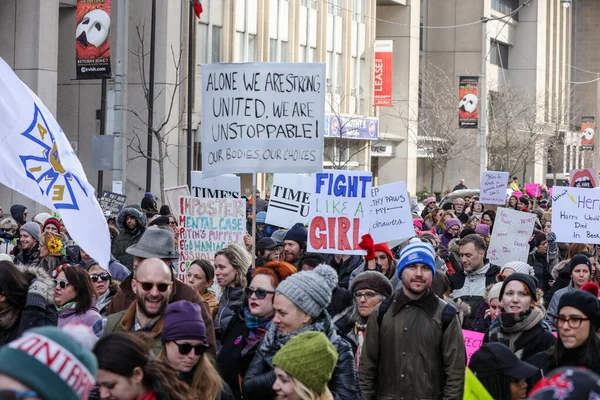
126, 227, 179, 259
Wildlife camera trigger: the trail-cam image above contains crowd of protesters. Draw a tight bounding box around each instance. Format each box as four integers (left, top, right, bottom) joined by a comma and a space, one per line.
0, 184, 600, 400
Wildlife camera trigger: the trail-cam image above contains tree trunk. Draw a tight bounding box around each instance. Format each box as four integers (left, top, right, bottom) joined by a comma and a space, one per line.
522, 158, 527, 185
441, 166, 447, 195
430, 164, 435, 195
157, 136, 166, 205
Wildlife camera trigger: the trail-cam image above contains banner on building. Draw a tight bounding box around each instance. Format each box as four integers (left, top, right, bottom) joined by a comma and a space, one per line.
368, 181, 414, 243
308, 171, 372, 255
458, 76, 479, 129
570, 168, 597, 188
191, 171, 241, 198
552, 186, 600, 244
374, 40, 393, 107
487, 208, 536, 266
200, 62, 325, 178
266, 174, 312, 229
178, 196, 245, 282
581, 116, 595, 151
479, 171, 509, 205
98, 190, 127, 217
76, 0, 112, 79
323, 115, 379, 140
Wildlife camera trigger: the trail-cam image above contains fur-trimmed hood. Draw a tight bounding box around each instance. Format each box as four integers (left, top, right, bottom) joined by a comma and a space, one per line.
551, 259, 569, 280
116, 207, 147, 232
17, 264, 56, 304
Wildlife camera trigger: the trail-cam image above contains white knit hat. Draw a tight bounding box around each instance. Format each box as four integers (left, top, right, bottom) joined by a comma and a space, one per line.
502, 261, 535, 276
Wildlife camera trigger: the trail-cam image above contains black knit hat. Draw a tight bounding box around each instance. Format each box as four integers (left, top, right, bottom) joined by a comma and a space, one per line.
284, 223, 308, 244
350, 271, 393, 297
569, 254, 592, 275
499, 273, 539, 302
557, 290, 600, 328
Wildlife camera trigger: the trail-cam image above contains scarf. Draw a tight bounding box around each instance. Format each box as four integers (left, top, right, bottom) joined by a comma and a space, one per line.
487, 307, 545, 356
242, 307, 272, 356
56, 301, 76, 313
0, 307, 19, 330
260, 311, 335, 364
354, 320, 367, 370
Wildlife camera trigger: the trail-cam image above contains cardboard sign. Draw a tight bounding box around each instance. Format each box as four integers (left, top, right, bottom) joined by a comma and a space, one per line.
570, 168, 597, 188
265, 173, 312, 228
177, 196, 246, 282
164, 185, 190, 216
308, 171, 372, 255
463, 330, 485, 364
98, 190, 127, 217
200, 63, 326, 178
479, 171, 509, 205
190, 171, 241, 198
487, 208, 536, 266
368, 181, 414, 243
552, 186, 600, 244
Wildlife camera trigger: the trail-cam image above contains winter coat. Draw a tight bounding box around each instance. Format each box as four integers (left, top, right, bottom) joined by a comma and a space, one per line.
0, 265, 58, 346
449, 262, 500, 329
112, 208, 147, 270
14, 245, 40, 267
105, 301, 165, 355
57, 302, 102, 328
0, 239, 15, 258
105, 273, 217, 357
243, 312, 360, 400
358, 289, 466, 400
545, 282, 575, 330
108, 256, 131, 281
215, 286, 245, 341
528, 250, 554, 294
545, 260, 571, 305
202, 290, 219, 319
326, 255, 364, 290
325, 286, 354, 318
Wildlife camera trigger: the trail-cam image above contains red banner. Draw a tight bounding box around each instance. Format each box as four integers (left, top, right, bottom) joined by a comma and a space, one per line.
458, 76, 479, 129
581, 116, 595, 151
76, 0, 112, 80
374, 41, 393, 107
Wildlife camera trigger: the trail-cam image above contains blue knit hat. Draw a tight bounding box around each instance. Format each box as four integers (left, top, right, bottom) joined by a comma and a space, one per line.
256, 211, 267, 225
397, 241, 437, 278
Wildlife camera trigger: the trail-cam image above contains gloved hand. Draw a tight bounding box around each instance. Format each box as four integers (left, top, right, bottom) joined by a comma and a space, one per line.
358, 234, 376, 261
547, 232, 558, 253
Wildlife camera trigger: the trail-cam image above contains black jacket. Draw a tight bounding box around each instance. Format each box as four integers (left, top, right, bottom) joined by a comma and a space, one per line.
326, 255, 364, 290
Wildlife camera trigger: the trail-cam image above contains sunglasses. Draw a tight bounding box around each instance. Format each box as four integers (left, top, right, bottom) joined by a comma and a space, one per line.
90, 273, 110, 283
138, 281, 172, 292
0, 228, 11, 232
54, 279, 70, 289
174, 341, 208, 356
0, 390, 39, 400
245, 287, 275, 300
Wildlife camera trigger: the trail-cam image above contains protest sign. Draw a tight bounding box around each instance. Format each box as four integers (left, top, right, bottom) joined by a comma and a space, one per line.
464, 368, 493, 400
487, 208, 536, 266
98, 190, 127, 217
463, 330, 484, 364
479, 171, 509, 205
190, 171, 241, 198
570, 168, 597, 188
177, 196, 246, 282
552, 186, 600, 244
308, 171, 372, 255
368, 181, 413, 243
164, 186, 190, 216
265, 173, 312, 228
525, 183, 542, 198
200, 63, 326, 178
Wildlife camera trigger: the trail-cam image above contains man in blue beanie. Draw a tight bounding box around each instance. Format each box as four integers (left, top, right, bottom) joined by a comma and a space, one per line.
359, 241, 466, 400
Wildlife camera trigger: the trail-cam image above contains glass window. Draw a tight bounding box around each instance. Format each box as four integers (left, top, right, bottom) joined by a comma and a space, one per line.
335, 53, 342, 87
491, 0, 519, 20
326, 51, 333, 93
301, 0, 307, 5
299, 45, 307, 62
212, 26, 222, 63
310, 0, 318, 9
359, 57, 365, 99
197, 23, 209, 65
270, 39, 278, 62
309, 47, 316, 62
280, 41, 288, 62
490, 39, 509, 69
248, 34, 257, 62
235, 32, 245, 62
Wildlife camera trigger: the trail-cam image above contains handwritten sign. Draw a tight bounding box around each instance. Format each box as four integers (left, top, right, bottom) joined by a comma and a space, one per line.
463, 330, 484, 364
368, 181, 413, 243
164, 186, 191, 216
191, 171, 241, 198
479, 171, 509, 205
200, 63, 326, 178
487, 207, 536, 266
308, 171, 372, 255
570, 168, 597, 188
266, 173, 312, 228
177, 196, 246, 282
98, 190, 127, 217
552, 186, 600, 244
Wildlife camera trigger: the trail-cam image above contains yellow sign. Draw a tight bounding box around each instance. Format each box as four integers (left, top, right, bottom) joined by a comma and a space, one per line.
463, 368, 493, 400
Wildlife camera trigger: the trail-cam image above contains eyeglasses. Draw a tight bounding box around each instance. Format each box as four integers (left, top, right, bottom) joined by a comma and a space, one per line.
449, 227, 460, 232
54, 279, 70, 289
353, 291, 379, 300
173, 341, 208, 356
138, 281, 172, 292
0, 389, 40, 400
245, 287, 275, 300
90, 273, 110, 283
553, 315, 589, 329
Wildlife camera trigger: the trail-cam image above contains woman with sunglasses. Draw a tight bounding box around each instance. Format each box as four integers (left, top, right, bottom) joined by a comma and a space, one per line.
218, 261, 296, 400
54, 264, 101, 328
86, 260, 118, 315
158, 301, 231, 400
94, 332, 192, 400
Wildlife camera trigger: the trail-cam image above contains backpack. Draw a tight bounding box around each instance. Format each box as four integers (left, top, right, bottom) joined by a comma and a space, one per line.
377, 294, 457, 332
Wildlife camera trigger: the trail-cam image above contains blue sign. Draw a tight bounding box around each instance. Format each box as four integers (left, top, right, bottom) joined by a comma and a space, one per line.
323, 115, 379, 140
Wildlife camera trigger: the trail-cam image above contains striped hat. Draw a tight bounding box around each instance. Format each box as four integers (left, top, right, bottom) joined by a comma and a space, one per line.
397, 241, 437, 278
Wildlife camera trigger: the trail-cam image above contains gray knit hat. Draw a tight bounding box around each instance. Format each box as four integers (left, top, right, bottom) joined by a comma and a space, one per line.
20, 221, 41, 243
276, 264, 338, 317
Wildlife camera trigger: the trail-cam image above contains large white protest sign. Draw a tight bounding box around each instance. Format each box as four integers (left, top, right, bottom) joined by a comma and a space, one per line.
164, 185, 190, 216
480, 171, 509, 205
552, 186, 600, 244
487, 208, 536, 266
369, 181, 414, 243
266, 174, 312, 228
190, 171, 241, 198
308, 171, 372, 255
200, 63, 326, 178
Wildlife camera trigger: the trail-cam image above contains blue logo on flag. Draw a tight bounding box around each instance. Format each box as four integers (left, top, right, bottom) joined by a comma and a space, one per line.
19, 104, 87, 210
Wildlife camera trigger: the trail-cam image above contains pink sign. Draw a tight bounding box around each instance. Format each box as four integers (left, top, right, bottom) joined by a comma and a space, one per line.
463, 329, 485, 363
512, 191, 523, 199
525, 184, 542, 198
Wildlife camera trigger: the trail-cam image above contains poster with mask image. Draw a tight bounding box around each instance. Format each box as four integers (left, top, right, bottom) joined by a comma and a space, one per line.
76, 0, 112, 79
570, 168, 597, 188
458, 76, 479, 129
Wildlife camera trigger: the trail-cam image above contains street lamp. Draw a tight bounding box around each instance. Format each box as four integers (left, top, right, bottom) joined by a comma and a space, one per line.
561, 0, 572, 8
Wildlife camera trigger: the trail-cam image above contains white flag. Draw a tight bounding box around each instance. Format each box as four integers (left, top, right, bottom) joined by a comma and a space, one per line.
0, 57, 110, 268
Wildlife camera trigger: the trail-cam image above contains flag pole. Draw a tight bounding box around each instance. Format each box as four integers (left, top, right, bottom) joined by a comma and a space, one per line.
187, 0, 195, 189
252, 172, 257, 270
146, 0, 157, 192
